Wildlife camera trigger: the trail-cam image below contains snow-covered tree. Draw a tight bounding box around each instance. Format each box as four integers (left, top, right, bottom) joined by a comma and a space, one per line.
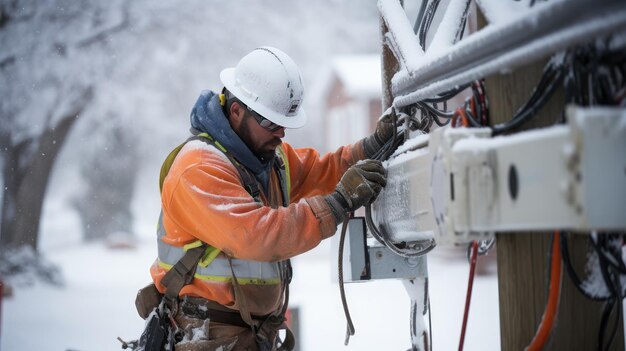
1, 0, 381, 259
72, 120, 139, 243
0, 0, 130, 250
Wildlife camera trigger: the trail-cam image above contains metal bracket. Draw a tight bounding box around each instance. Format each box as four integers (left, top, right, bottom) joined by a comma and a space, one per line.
345, 217, 428, 282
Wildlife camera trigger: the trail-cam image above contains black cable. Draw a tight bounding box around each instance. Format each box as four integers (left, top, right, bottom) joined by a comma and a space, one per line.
561, 232, 626, 351
511, 61, 559, 116
463, 106, 483, 128
492, 60, 564, 135
413, 0, 428, 35
597, 252, 616, 351
564, 43, 626, 107
336, 109, 411, 344
366, 109, 436, 258
365, 205, 436, 258
337, 213, 355, 345
418, 0, 441, 50
560, 232, 612, 301
590, 234, 626, 274
592, 233, 624, 351
431, 108, 451, 127
598, 298, 615, 351
423, 83, 471, 103
479, 80, 490, 126
454, 0, 472, 43
418, 101, 454, 118
604, 271, 623, 351
418, 278, 432, 351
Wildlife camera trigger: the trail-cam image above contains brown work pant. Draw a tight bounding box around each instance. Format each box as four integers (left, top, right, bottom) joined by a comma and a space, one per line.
173, 310, 272, 351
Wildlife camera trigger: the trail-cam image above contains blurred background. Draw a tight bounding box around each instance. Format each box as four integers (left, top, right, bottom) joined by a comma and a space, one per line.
0, 1, 498, 350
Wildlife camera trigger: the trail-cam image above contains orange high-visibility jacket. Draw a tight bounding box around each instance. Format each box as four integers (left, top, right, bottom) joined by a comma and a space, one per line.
150, 138, 366, 315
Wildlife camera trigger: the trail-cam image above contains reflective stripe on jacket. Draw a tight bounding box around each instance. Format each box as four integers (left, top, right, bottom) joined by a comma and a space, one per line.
150, 139, 365, 315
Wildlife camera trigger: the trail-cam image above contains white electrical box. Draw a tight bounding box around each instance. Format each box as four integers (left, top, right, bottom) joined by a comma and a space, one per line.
371, 134, 437, 244
371, 106, 626, 245
449, 106, 626, 235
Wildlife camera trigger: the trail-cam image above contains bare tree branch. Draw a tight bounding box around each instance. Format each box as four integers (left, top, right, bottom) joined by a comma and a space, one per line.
76, 3, 130, 48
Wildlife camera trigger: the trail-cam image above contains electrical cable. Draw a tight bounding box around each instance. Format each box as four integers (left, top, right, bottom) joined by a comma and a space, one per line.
365, 108, 437, 257
561, 231, 626, 351
418, 101, 455, 118
458, 241, 478, 351
564, 43, 626, 107
605, 272, 623, 351
591, 233, 625, 351
476, 237, 495, 256
598, 298, 617, 351
454, 0, 472, 43
526, 231, 563, 351
478, 80, 490, 125
336, 106, 437, 345
425, 104, 450, 127
452, 107, 469, 128
470, 80, 489, 126
336, 107, 428, 345
596, 253, 616, 351
365, 205, 436, 258
462, 107, 482, 128
337, 212, 355, 345
560, 232, 611, 301
492, 59, 564, 135
590, 234, 626, 274
413, 0, 428, 35
423, 83, 471, 103
427, 292, 433, 351
418, 0, 441, 50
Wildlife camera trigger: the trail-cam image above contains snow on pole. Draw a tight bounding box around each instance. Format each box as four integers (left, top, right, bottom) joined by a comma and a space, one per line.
393, 1, 626, 108
378, 0, 425, 74
475, 0, 530, 25
426, 0, 472, 57
403, 278, 429, 351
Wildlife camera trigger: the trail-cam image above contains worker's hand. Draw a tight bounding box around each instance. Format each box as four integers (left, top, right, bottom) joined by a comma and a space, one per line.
325, 159, 387, 223
363, 110, 396, 158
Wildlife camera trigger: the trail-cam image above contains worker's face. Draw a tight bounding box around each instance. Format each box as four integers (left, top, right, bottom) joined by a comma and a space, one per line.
230, 102, 286, 161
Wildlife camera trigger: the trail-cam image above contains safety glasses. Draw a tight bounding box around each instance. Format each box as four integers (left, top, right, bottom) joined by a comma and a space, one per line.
245, 105, 283, 132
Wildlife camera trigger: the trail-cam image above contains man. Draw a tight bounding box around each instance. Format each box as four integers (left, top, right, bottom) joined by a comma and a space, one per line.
150, 47, 394, 351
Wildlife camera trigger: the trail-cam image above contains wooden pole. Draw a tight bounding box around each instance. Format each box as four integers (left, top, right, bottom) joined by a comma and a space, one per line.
380, 19, 397, 112
478, 12, 625, 351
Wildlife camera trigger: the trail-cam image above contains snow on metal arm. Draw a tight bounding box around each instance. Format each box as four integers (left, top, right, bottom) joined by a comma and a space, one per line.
377, 0, 424, 74
378, 0, 626, 109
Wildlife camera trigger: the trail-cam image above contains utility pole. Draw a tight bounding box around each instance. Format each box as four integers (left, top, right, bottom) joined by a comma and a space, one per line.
479, 12, 625, 351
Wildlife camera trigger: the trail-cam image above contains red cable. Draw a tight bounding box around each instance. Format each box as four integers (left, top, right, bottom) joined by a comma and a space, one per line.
526, 231, 562, 351
459, 240, 478, 351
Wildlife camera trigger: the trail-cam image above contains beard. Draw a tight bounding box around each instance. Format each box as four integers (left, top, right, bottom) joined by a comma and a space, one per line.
238, 115, 281, 161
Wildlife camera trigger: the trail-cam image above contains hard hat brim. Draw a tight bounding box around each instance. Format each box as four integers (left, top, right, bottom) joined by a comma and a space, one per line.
220, 68, 307, 129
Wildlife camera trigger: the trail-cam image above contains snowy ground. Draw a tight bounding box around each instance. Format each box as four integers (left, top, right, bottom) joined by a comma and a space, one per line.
2, 174, 500, 351
1, 241, 499, 350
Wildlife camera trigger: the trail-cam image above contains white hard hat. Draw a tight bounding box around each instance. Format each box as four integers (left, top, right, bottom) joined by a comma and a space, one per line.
220, 47, 307, 129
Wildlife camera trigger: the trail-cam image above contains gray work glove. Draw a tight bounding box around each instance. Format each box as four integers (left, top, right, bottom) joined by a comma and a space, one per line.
324, 159, 387, 224
363, 111, 395, 158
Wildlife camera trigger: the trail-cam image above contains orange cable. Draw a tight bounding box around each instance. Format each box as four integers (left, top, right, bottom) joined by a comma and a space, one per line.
526, 231, 563, 351
452, 108, 469, 128
451, 109, 460, 127
458, 107, 469, 127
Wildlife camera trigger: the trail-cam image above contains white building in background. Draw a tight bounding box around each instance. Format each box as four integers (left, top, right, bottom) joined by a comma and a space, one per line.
322, 55, 382, 152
